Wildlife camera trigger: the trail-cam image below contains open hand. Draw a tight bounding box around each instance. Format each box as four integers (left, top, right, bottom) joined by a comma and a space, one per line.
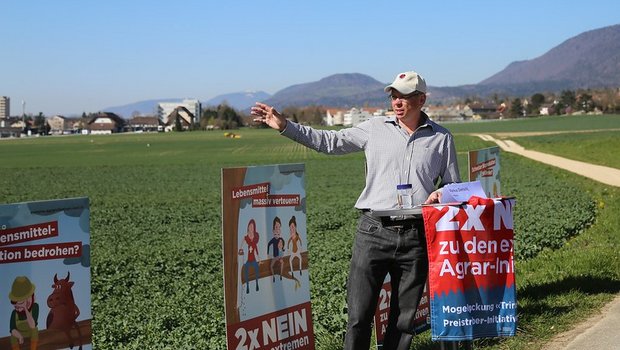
250, 102, 287, 131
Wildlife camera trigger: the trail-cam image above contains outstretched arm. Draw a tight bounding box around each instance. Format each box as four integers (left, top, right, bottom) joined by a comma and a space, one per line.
252, 102, 367, 154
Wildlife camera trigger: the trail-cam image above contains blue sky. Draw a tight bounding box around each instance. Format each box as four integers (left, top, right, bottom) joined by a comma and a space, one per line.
1, 1, 618, 116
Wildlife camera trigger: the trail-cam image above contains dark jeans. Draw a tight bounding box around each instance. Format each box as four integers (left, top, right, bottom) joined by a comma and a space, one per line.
344, 212, 428, 350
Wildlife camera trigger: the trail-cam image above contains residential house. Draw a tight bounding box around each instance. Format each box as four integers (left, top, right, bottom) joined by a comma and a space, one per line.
9, 118, 26, 129
343, 108, 387, 127
47, 115, 70, 135
87, 112, 125, 135
539, 103, 554, 116
468, 102, 501, 119
126, 116, 161, 132
324, 108, 347, 126
325, 107, 391, 127
158, 99, 201, 125
71, 117, 91, 134
0, 116, 21, 138
0, 126, 21, 138
0, 118, 31, 137
164, 106, 195, 131
424, 105, 473, 121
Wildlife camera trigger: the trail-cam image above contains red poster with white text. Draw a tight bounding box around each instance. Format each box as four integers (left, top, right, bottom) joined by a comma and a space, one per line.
422, 197, 517, 341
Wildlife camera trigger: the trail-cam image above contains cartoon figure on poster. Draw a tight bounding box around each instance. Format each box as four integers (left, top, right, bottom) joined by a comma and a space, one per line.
267, 216, 285, 282
239, 219, 260, 294
8, 277, 39, 350
46, 272, 83, 349
287, 216, 303, 277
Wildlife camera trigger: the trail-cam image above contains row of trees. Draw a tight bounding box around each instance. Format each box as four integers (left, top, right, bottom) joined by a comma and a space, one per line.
197, 104, 326, 130
280, 105, 326, 125
202, 88, 617, 127
21, 87, 617, 135
511, 90, 600, 117
199, 104, 244, 130
465, 87, 619, 118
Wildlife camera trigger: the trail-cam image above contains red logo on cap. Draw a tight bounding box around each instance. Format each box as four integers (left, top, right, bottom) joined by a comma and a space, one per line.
399, 74, 406, 79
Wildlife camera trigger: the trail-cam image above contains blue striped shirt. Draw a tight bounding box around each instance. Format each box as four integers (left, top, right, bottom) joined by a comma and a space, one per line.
281, 113, 461, 210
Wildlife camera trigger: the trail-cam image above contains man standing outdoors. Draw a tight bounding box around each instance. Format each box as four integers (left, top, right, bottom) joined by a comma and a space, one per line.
251, 70, 460, 350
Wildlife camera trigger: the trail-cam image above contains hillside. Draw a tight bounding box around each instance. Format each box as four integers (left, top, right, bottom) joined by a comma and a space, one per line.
479, 24, 620, 90
103, 92, 271, 118
262, 73, 388, 110
104, 98, 182, 118
204, 91, 271, 109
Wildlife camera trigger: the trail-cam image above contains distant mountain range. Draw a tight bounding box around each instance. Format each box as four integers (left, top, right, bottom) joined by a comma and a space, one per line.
479, 24, 620, 88
104, 98, 181, 117
207, 91, 271, 109
104, 91, 271, 118
262, 73, 388, 110
104, 24, 620, 117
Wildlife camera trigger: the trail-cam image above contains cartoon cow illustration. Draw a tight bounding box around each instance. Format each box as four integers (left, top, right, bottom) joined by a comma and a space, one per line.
46, 272, 82, 350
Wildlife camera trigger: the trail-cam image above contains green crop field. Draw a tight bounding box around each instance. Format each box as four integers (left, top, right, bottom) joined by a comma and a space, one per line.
444, 114, 620, 134
1, 116, 618, 349
512, 130, 620, 169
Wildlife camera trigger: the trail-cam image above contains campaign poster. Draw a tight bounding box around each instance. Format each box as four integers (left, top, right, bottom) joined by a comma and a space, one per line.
373, 275, 430, 349
222, 163, 315, 350
422, 197, 517, 341
0, 197, 92, 349
468, 146, 501, 198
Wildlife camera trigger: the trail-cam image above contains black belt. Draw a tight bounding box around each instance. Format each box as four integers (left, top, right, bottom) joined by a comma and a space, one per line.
361, 209, 422, 228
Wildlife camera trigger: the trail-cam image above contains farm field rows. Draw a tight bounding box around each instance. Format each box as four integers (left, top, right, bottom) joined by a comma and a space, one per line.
1, 115, 618, 349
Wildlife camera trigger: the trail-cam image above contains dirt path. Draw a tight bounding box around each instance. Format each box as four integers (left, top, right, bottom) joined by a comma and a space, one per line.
539, 295, 620, 350
474, 134, 620, 187
474, 127, 620, 138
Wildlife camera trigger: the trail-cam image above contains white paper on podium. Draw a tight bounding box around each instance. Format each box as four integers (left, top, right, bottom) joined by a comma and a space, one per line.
441, 181, 487, 203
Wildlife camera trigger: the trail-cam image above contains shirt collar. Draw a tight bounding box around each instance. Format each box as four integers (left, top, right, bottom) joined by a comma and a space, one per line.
384, 111, 436, 131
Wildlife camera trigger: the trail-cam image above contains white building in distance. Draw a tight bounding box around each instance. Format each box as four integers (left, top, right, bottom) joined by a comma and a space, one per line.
324, 109, 344, 126
325, 107, 389, 127
0, 96, 9, 120
343, 108, 388, 126
157, 99, 202, 125
47, 115, 69, 135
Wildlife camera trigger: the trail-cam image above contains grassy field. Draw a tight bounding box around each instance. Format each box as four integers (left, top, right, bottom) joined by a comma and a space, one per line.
444, 114, 620, 170
0, 115, 618, 349
444, 114, 620, 134
512, 130, 620, 169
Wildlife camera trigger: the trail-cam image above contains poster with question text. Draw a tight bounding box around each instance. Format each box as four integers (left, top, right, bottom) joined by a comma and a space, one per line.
222, 164, 315, 350
0, 197, 92, 349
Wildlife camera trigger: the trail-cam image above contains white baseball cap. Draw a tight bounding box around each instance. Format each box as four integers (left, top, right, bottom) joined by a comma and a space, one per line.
384, 71, 427, 95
